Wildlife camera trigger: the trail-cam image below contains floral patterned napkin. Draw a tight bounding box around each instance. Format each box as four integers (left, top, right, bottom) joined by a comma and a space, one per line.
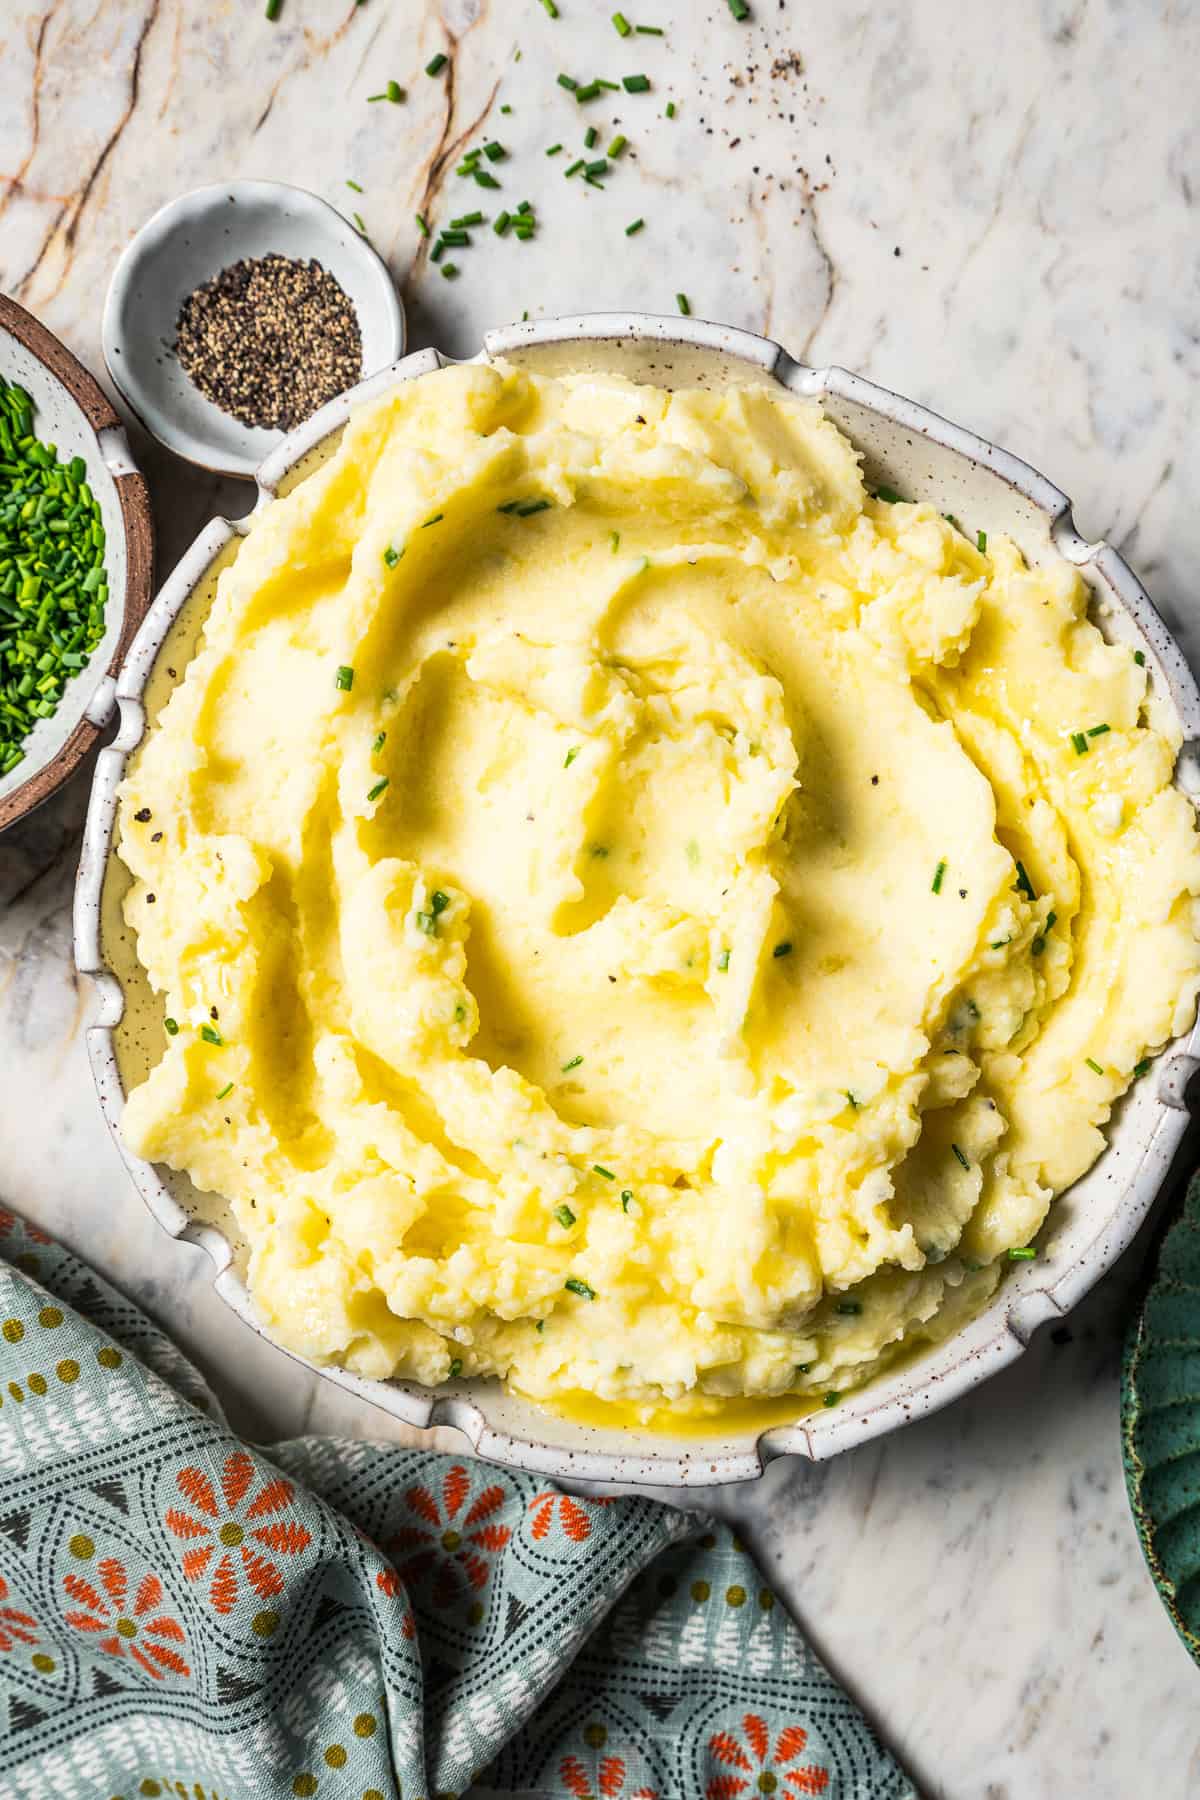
0, 1208, 915, 1799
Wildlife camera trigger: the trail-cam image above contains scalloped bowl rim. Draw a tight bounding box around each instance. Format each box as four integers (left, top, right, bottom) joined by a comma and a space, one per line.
74, 311, 1200, 1486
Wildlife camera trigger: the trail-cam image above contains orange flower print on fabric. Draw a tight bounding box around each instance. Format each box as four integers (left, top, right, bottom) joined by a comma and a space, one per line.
528, 1492, 618, 1544
706, 1714, 829, 1797
61, 1557, 190, 1680
373, 1567, 417, 1639
0, 1573, 38, 1652
384, 1463, 511, 1608
560, 1749, 658, 1797
0, 1210, 49, 1245
164, 1450, 313, 1614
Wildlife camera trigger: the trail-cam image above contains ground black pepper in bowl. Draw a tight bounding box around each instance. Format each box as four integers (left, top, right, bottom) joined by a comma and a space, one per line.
174, 254, 362, 431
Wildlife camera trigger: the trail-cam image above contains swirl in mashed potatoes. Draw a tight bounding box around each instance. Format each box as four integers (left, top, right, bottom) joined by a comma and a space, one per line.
117, 363, 1200, 1420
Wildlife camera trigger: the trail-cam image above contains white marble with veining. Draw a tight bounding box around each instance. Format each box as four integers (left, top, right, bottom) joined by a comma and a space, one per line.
2, 2, 1199, 1795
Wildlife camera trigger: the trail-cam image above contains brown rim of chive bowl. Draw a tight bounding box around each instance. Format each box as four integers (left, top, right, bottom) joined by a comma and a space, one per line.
0, 293, 154, 834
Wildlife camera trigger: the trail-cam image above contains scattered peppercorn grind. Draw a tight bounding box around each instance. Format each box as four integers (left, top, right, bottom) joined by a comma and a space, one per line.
173, 254, 362, 432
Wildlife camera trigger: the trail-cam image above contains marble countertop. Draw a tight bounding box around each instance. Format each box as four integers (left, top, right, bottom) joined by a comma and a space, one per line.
3, 2, 1200, 1795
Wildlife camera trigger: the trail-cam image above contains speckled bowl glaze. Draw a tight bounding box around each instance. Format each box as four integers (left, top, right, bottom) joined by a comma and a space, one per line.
102, 180, 406, 480
75, 312, 1200, 1487
0, 295, 153, 834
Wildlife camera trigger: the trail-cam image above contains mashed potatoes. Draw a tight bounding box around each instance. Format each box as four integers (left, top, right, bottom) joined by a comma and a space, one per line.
117, 363, 1200, 1421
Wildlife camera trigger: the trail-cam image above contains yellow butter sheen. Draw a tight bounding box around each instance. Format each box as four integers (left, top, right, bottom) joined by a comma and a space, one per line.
116, 364, 1200, 1421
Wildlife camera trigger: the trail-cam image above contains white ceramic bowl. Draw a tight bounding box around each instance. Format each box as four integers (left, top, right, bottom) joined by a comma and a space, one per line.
102, 180, 405, 479
75, 313, 1200, 1487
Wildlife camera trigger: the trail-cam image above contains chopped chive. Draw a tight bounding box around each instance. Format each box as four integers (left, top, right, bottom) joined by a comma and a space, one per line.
1085, 1057, 1104, 1076
773, 940, 793, 958
352, 212, 368, 235
625, 217, 645, 235
416, 213, 430, 236
727, 0, 750, 16
823, 1391, 839, 1408
451, 210, 484, 227
200, 1024, 224, 1047
415, 910, 437, 936
976, 529, 987, 553
501, 104, 513, 113
497, 500, 521, 513
439, 229, 470, 246
1133, 1057, 1152, 1077
346, 179, 363, 193
1007, 1246, 1037, 1261
516, 497, 552, 516
554, 1204, 576, 1229
430, 890, 450, 915
1014, 860, 1036, 901
637, 22, 665, 33
596, 78, 620, 90
494, 211, 512, 234
1134, 650, 1146, 666
564, 746, 580, 767
676, 292, 690, 315
372, 731, 386, 753
265, 0, 282, 18
585, 126, 598, 148
565, 158, 586, 177
836, 1299, 862, 1316
216, 1082, 234, 1100
367, 778, 389, 802
621, 1189, 633, 1211
608, 133, 627, 156
931, 859, 946, 894
448, 1358, 463, 1378
716, 948, 730, 971
546, 143, 563, 156
610, 530, 620, 551
613, 9, 632, 31
592, 1164, 615, 1180
951, 1143, 970, 1170
473, 169, 501, 188
335, 665, 355, 691
874, 485, 902, 504
426, 53, 448, 75
665, 100, 676, 117
586, 158, 609, 177
483, 140, 506, 161
558, 72, 579, 89
164, 1018, 179, 1036
1071, 732, 1089, 755
1087, 722, 1110, 738
565, 1277, 596, 1299
387, 79, 405, 101
562, 1054, 584, 1072
540, 0, 559, 13
622, 73, 651, 91
795, 1363, 812, 1376
846, 1091, 860, 1110
422, 513, 444, 528
575, 81, 602, 101
440, 263, 459, 279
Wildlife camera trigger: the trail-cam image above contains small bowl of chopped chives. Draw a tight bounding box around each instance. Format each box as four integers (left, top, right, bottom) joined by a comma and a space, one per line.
0, 294, 153, 834
102, 180, 405, 480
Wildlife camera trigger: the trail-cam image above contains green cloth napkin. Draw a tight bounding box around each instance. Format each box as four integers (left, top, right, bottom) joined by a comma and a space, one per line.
0, 1207, 915, 1799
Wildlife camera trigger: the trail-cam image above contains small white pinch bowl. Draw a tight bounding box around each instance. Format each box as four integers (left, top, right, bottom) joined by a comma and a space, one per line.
76, 313, 1200, 1488
102, 180, 405, 480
